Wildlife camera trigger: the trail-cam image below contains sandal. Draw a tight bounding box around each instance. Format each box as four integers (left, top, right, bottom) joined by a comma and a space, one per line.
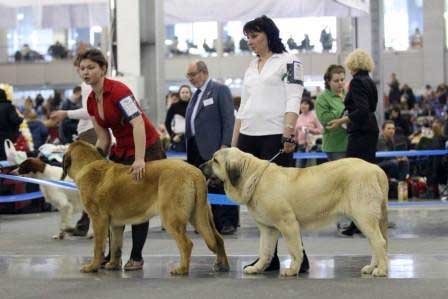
124, 259, 144, 271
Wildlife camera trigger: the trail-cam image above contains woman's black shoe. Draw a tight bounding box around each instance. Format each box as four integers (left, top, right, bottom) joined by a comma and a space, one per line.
243, 250, 309, 273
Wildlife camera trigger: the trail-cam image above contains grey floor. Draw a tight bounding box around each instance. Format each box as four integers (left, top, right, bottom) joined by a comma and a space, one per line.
1, 205, 448, 299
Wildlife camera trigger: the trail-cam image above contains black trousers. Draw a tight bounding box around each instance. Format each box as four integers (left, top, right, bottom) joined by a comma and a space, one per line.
236, 133, 293, 167
346, 131, 378, 163
187, 137, 239, 230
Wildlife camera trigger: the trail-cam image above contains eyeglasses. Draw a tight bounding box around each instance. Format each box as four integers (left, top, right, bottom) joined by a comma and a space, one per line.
186, 70, 200, 78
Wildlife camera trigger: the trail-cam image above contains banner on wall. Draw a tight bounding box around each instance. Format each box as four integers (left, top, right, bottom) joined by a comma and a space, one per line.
334, 0, 370, 14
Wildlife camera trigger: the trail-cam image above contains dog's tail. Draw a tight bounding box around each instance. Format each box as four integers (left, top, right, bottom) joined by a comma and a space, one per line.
193, 173, 229, 272
377, 169, 389, 247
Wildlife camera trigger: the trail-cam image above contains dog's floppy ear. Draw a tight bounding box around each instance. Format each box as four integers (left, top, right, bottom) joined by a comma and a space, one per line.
61, 153, 71, 180
225, 160, 241, 187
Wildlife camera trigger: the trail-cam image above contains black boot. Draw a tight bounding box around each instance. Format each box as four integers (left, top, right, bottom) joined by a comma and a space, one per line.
243, 246, 309, 273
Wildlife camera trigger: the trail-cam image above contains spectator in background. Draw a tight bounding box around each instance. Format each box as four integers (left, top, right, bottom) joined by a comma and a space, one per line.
377, 121, 409, 199
316, 64, 348, 162
48, 41, 68, 59
389, 106, 413, 137
327, 49, 380, 237
164, 85, 191, 152
418, 118, 448, 199
239, 38, 250, 52
57, 86, 82, 144
400, 84, 416, 109
0, 87, 23, 161
223, 36, 235, 54
388, 73, 401, 106
165, 91, 180, 109
24, 111, 48, 150
34, 93, 46, 118
410, 28, 423, 48
294, 99, 323, 167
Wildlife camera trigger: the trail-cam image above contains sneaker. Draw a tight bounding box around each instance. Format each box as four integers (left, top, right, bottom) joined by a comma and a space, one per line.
124, 259, 144, 271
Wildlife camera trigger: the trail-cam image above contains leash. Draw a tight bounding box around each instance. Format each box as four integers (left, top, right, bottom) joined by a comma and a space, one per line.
268, 149, 284, 162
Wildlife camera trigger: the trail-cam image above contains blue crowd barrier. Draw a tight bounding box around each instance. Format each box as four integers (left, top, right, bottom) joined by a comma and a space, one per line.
1, 149, 447, 205
0, 192, 43, 203
1, 173, 448, 207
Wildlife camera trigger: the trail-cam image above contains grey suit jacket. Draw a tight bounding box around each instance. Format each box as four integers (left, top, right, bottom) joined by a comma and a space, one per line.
185, 80, 235, 160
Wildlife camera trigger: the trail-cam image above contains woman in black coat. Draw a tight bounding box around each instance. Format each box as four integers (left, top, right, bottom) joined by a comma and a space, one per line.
327, 49, 379, 236
0, 88, 23, 161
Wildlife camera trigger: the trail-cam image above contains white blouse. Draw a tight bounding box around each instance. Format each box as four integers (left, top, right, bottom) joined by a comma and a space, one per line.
237, 52, 304, 136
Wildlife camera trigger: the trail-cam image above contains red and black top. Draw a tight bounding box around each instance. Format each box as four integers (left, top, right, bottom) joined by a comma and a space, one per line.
87, 77, 159, 159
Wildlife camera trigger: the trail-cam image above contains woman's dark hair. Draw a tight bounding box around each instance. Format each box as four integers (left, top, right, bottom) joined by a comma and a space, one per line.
178, 84, 192, 95
243, 15, 286, 54
77, 48, 108, 72
300, 98, 314, 112
323, 64, 345, 90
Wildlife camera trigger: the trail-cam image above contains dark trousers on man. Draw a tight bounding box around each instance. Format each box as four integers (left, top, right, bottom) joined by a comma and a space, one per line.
187, 137, 239, 233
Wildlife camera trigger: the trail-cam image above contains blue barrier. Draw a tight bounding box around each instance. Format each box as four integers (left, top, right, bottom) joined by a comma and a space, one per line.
0, 192, 43, 203
165, 150, 448, 160
2, 149, 447, 205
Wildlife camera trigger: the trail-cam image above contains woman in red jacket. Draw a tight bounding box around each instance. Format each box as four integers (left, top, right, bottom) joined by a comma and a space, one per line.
78, 48, 164, 271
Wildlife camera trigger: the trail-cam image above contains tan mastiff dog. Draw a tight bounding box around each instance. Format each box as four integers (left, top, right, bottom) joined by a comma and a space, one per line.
201, 148, 389, 277
62, 140, 229, 275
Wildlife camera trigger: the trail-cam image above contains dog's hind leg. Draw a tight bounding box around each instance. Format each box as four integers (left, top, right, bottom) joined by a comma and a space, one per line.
243, 223, 280, 275
163, 217, 193, 275
104, 225, 124, 271
351, 213, 388, 277
81, 214, 108, 273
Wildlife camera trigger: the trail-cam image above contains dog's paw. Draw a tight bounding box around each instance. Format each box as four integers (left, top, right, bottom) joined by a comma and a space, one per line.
104, 260, 122, 271
52, 232, 66, 240
361, 264, 375, 275
372, 267, 388, 277
170, 266, 189, 276
243, 265, 261, 274
80, 263, 99, 273
280, 267, 298, 277
213, 261, 230, 272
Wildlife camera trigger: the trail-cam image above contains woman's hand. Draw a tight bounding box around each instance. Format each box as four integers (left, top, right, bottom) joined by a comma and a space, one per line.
130, 159, 146, 181
172, 134, 181, 143
326, 118, 343, 130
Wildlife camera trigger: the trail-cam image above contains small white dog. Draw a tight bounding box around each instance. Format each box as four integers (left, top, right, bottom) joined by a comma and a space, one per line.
16, 158, 84, 239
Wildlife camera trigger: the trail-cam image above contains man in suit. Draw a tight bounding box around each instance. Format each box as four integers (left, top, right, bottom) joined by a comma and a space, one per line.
185, 60, 237, 235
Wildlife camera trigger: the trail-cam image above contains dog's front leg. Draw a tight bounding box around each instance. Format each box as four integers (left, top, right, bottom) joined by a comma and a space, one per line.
244, 223, 279, 275
105, 225, 124, 271
81, 216, 108, 273
277, 215, 302, 277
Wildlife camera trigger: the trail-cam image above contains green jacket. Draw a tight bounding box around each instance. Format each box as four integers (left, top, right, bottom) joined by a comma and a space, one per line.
315, 89, 348, 152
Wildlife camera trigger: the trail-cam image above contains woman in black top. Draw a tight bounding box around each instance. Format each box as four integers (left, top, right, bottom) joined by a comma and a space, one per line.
0, 88, 23, 161
164, 85, 192, 152
327, 49, 380, 236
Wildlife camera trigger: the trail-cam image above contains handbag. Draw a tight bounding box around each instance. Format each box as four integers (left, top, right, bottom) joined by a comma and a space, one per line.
4, 139, 27, 165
